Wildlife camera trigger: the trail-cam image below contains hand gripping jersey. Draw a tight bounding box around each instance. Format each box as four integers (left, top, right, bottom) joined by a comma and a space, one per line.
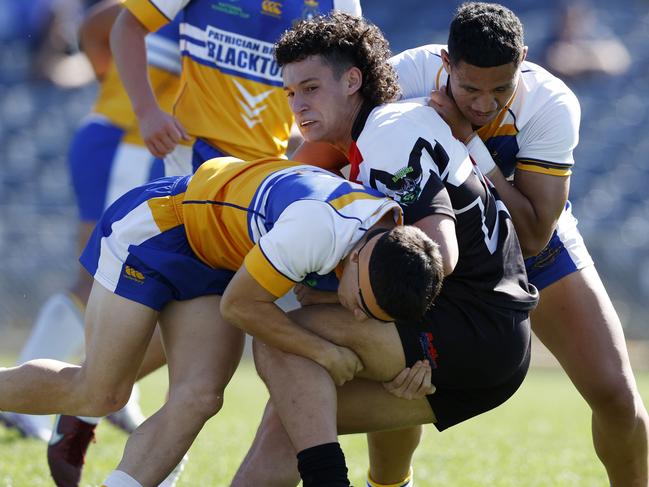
122, 0, 362, 160
348, 100, 538, 311
390, 45, 592, 288
92, 17, 182, 145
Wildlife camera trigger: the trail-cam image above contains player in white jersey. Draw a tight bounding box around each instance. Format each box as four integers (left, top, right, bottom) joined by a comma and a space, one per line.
0, 157, 441, 487
387, 3, 649, 486
230, 12, 537, 487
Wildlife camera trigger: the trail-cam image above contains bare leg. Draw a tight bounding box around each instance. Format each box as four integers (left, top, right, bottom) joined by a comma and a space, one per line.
532, 266, 649, 487
115, 294, 245, 486
231, 400, 300, 487
244, 305, 435, 486
367, 427, 422, 484
0, 283, 157, 416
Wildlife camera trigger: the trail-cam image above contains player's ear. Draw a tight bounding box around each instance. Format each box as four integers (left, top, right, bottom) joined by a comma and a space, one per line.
344, 66, 363, 95
441, 49, 451, 72
520, 46, 528, 64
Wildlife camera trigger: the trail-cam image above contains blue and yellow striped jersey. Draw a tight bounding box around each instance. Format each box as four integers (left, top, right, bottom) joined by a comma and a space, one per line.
171, 157, 400, 296
121, 0, 361, 159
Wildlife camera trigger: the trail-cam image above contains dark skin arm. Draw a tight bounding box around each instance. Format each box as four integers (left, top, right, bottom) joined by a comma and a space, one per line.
429, 87, 568, 257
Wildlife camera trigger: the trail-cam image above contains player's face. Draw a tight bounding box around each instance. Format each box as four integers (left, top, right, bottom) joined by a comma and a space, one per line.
338, 231, 393, 322
283, 55, 361, 147
444, 57, 520, 128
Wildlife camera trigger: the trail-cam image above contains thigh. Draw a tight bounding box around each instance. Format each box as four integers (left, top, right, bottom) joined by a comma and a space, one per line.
336, 378, 435, 434
532, 265, 637, 400
159, 295, 245, 390
288, 304, 406, 382
82, 281, 159, 392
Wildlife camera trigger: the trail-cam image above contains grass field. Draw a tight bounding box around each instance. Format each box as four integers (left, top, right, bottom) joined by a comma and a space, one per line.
1, 360, 648, 487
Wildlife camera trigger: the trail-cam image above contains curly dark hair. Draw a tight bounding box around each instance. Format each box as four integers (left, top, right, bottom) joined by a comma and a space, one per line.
275, 12, 399, 106
448, 2, 524, 67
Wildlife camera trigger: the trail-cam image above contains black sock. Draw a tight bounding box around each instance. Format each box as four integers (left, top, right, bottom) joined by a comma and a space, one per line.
297, 442, 351, 487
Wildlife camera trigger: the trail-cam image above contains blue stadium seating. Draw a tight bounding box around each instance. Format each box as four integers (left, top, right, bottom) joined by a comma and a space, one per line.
0, 2, 648, 336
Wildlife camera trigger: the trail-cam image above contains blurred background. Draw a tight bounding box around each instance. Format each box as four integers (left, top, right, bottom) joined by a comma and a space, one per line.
0, 0, 647, 354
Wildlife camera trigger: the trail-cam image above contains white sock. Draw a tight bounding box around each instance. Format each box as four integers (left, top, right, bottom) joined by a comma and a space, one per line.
18, 292, 85, 363
158, 454, 189, 487
102, 470, 143, 487
15, 292, 85, 434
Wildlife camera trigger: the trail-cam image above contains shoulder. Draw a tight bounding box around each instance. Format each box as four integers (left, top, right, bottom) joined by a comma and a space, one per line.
359, 100, 456, 150
519, 60, 580, 119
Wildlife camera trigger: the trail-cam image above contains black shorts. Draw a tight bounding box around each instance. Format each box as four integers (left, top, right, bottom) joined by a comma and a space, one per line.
396, 293, 531, 431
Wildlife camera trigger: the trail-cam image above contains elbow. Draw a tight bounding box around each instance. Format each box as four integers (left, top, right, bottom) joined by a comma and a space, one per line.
519, 234, 552, 259
443, 253, 458, 276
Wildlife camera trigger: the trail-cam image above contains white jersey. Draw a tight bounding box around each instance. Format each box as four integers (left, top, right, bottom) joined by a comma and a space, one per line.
347, 100, 538, 310
390, 44, 581, 178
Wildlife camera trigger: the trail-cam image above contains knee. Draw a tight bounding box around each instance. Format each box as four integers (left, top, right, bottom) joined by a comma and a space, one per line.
168, 382, 225, 422
81, 387, 131, 417
587, 377, 641, 425
252, 340, 284, 385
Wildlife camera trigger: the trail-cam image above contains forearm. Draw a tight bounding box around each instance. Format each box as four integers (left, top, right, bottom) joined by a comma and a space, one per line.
467, 137, 557, 257
110, 10, 158, 117
486, 169, 556, 256
223, 300, 336, 369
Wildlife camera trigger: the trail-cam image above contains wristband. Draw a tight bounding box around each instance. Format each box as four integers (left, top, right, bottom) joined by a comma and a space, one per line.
466, 134, 497, 175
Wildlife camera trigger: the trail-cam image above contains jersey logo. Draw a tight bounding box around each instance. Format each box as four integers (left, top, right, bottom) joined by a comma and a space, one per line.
261, 0, 282, 17
369, 137, 449, 206
233, 80, 273, 128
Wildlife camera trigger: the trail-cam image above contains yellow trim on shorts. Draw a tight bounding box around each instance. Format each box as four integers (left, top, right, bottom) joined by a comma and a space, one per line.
148, 193, 185, 232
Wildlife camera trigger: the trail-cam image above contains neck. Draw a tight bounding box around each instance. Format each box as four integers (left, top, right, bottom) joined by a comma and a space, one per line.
332, 96, 365, 155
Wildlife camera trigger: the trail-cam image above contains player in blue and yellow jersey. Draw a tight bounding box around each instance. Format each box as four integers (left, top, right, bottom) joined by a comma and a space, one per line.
0, 0, 180, 447
110, 0, 362, 175
0, 157, 442, 487
0, 2, 185, 485
385, 3, 649, 486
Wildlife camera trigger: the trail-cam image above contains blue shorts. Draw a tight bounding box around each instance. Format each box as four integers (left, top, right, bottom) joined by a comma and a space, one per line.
80, 176, 235, 311
524, 201, 593, 291
191, 138, 228, 173
69, 117, 164, 221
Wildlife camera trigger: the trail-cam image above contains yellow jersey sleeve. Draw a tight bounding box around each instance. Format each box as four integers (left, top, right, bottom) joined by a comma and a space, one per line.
122, 0, 182, 32
244, 244, 295, 298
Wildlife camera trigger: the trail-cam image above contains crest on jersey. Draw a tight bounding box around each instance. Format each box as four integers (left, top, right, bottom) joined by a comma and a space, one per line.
369, 137, 449, 206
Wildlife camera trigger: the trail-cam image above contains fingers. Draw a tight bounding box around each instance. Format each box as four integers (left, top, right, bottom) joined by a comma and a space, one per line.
175, 119, 191, 141
383, 360, 434, 399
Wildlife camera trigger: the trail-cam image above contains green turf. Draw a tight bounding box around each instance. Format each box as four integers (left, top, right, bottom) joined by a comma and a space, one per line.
1, 361, 648, 486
